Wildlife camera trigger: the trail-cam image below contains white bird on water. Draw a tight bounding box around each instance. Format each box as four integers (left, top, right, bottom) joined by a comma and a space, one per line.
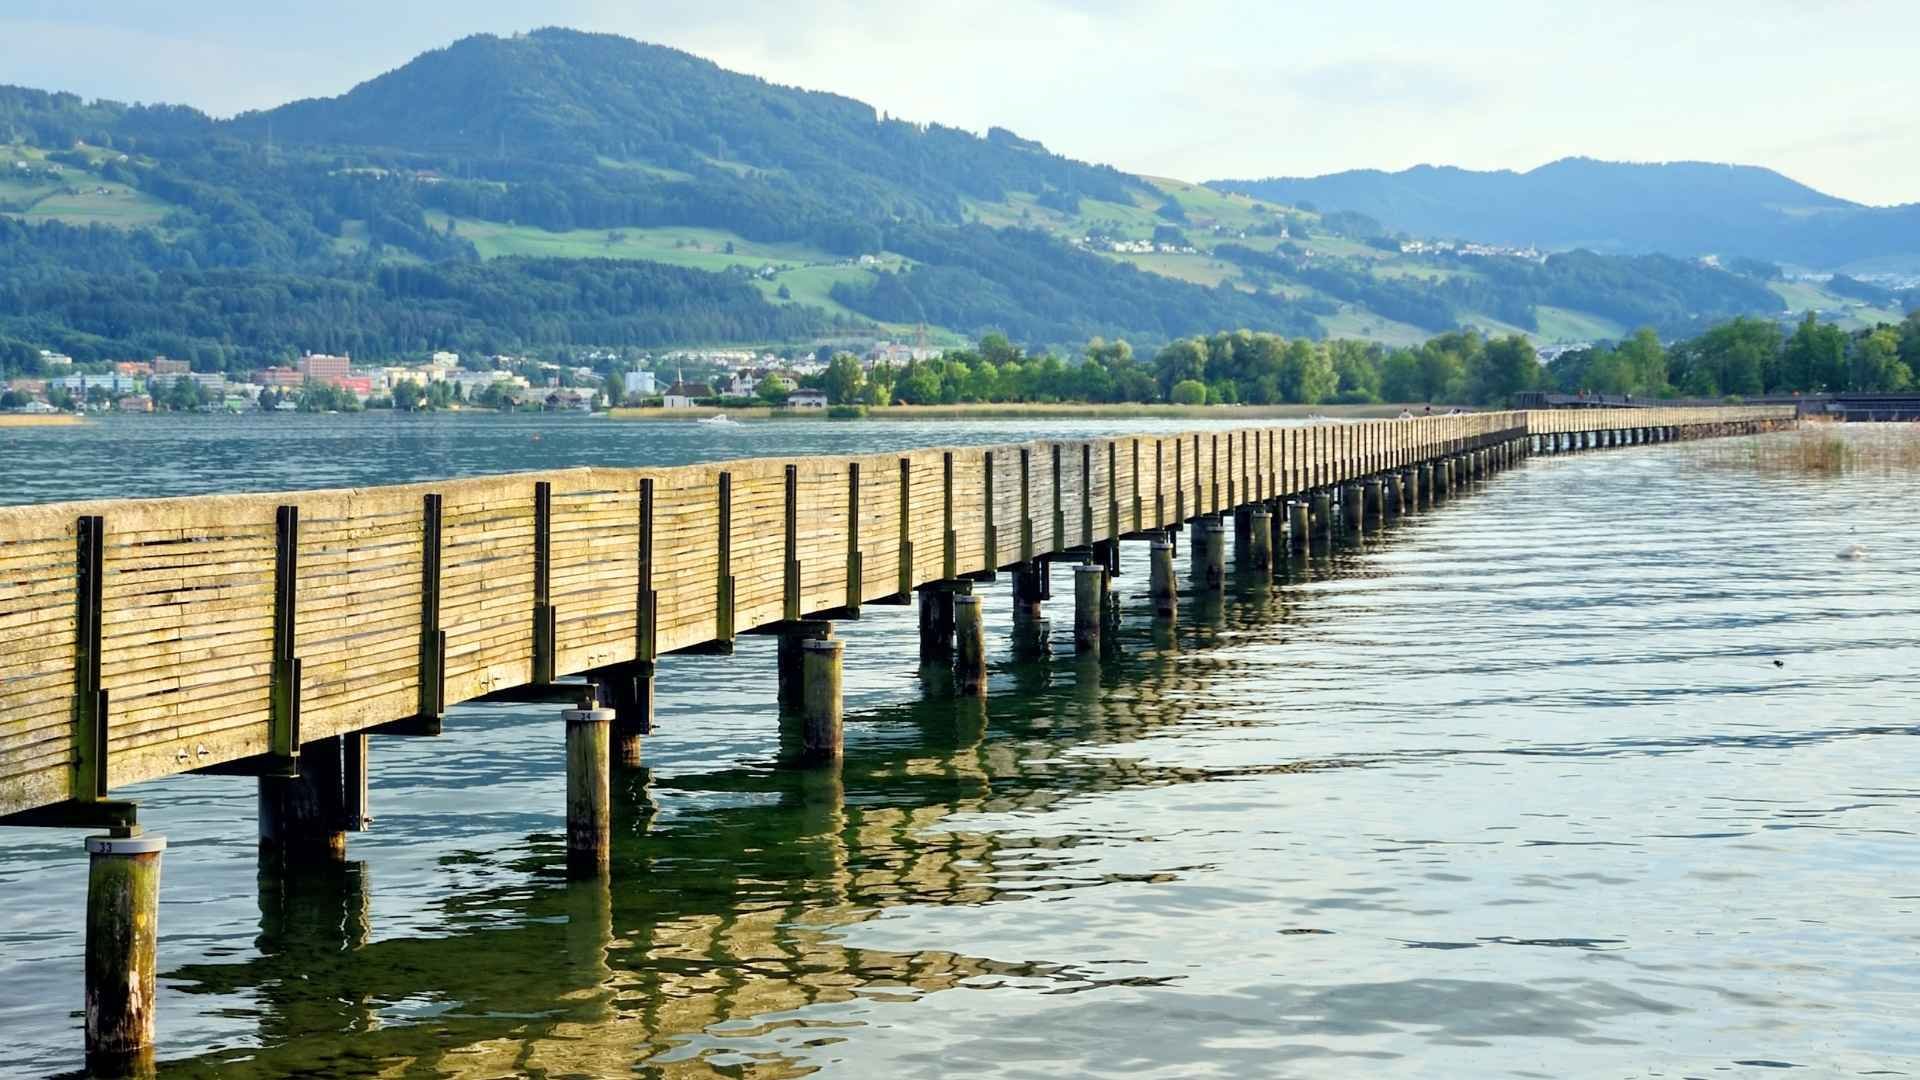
1837, 543, 1868, 561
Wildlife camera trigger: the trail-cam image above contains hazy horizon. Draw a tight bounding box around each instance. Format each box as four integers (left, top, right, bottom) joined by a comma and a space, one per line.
2, 1, 1915, 207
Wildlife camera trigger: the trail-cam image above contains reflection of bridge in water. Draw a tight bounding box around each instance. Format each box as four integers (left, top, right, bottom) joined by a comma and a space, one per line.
0, 405, 1794, 1068
160, 604, 1354, 1078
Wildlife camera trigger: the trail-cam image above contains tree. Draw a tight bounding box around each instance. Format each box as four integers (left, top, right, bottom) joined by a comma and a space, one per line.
1169, 379, 1207, 405
1470, 335, 1540, 404
823, 353, 865, 405
756, 374, 793, 405
1781, 312, 1848, 392
0, 389, 26, 409
164, 374, 202, 412
391, 378, 426, 411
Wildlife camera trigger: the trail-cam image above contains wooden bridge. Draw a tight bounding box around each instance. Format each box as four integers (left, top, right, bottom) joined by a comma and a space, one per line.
0, 403, 1794, 1068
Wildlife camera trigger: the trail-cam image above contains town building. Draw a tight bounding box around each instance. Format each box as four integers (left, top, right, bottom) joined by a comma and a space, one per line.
254, 367, 305, 389
786, 389, 829, 409
623, 371, 658, 397
298, 353, 352, 381
151, 357, 190, 376
38, 350, 73, 369
662, 382, 713, 408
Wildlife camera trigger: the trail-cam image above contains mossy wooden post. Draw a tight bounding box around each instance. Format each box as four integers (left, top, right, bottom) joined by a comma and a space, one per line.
1289, 500, 1310, 554
1366, 478, 1386, 524
1311, 491, 1333, 547
1266, 502, 1286, 565
1073, 563, 1106, 653
1247, 508, 1273, 570
1150, 536, 1178, 618
85, 833, 165, 1069
564, 707, 612, 878
953, 594, 987, 695
800, 638, 844, 764
1232, 508, 1253, 566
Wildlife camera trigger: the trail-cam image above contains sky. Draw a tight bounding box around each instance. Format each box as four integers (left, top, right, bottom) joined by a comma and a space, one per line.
2, 1, 1915, 205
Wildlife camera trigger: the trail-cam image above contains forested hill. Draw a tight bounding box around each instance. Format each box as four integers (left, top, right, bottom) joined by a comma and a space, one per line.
0, 29, 1872, 372
1211, 158, 1920, 270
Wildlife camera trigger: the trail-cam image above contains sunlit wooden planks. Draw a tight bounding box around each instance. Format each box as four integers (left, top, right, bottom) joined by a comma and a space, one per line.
0, 518, 76, 812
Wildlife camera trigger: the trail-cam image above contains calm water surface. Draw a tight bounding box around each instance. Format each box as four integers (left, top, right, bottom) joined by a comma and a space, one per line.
0, 414, 1915, 1077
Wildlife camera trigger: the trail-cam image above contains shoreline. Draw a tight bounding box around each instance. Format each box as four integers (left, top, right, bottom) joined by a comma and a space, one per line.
608, 402, 1470, 422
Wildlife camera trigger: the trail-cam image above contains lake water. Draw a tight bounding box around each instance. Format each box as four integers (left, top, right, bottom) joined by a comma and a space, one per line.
1, 414, 1916, 1077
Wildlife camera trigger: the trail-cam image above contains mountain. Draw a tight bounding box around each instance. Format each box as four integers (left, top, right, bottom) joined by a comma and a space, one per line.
0, 30, 1882, 374
1210, 158, 1920, 270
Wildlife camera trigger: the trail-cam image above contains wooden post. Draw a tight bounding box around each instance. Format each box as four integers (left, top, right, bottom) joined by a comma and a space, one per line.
779, 622, 834, 709
1267, 501, 1286, 565
343, 733, 369, 832
85, 833, 164, 1069
954, 595, 987, 695
918, 584, 958, 661
1232, 507, 1252, 563
1290, 500, 1311, 553
1197, 517, 1227, 590
1312, 490, 1333, 547
609, 662, 654, 768
1150, 536, 1178, 618
1343, 483, 1366, 535
259, 737, 349, 862
564, 706, 612, 878
1247, 508, 1273, 570
1012, 562, 1045, 623
1073, 563, 1105, 653
800, 638, 844, 764
1367, 478, 1386, 524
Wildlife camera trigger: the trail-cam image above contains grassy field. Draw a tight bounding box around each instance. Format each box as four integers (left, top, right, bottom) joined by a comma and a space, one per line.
1317, 308, 1432, 347
1533, 306, 1627, 342
0, 146, 176, 229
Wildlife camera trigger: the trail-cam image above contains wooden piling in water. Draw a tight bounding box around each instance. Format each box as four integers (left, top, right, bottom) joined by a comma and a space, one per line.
778, 622, 834, 710
1248, 508, 1273, 570
564, 707, 611, 878
607, 661, 654, 768
800, 638, 844, 764
1150, 536, 1178, 617
1012, 561, 1045, 623
85, 833, 164, 1069
1289, 500, 1310, 553
1073, 563, 1106, 653
259, 737, 350, 863
953, 594, 987, 695
1196, 517, 1227, 589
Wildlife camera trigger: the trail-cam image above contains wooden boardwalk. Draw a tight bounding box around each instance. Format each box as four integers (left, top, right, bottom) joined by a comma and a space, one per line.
0, 405, 1792, 822
0, 404, 1801, 1064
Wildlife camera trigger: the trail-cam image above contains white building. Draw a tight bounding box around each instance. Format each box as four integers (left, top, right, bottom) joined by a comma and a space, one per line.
786, 389, 828, 410
623, 371, 658, 397
38, 350, 73, 369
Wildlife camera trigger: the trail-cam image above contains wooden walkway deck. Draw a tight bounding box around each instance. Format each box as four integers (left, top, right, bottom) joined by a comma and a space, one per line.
0, 406, 1793, 820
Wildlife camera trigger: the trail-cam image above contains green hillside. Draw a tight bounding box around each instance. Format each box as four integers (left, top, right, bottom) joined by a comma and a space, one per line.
0, 28, 1888, 373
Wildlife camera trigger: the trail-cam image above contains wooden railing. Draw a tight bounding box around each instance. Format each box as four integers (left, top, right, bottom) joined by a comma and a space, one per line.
0, 406, 1793, 817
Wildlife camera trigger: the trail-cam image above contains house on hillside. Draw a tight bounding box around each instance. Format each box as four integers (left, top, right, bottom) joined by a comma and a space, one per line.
786, 388, 828, 410
662, 382, 713, 408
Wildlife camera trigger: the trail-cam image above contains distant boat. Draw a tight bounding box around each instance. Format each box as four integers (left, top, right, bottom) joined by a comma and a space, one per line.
1837, 543, 1868, 561
698, 414, 741, 427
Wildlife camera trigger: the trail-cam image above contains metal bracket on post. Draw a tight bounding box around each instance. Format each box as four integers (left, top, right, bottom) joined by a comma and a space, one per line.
1051, 444, 1066, 555
1019, 448, 1034, 563
269, 505, 302, 768
71, 515, 107, 802
844, 463, 863, 614
716, 471, 735, 645
533, 481, 556, 685
983, 451, 998, 570
785, 465, 802, 623
637, 478, 657, 662
942, 452, 957, 581
897, 457, 914, 600
413, 493, 446, 735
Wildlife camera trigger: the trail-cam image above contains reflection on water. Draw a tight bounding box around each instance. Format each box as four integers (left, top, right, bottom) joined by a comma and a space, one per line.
2, 420, 1918, 1077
